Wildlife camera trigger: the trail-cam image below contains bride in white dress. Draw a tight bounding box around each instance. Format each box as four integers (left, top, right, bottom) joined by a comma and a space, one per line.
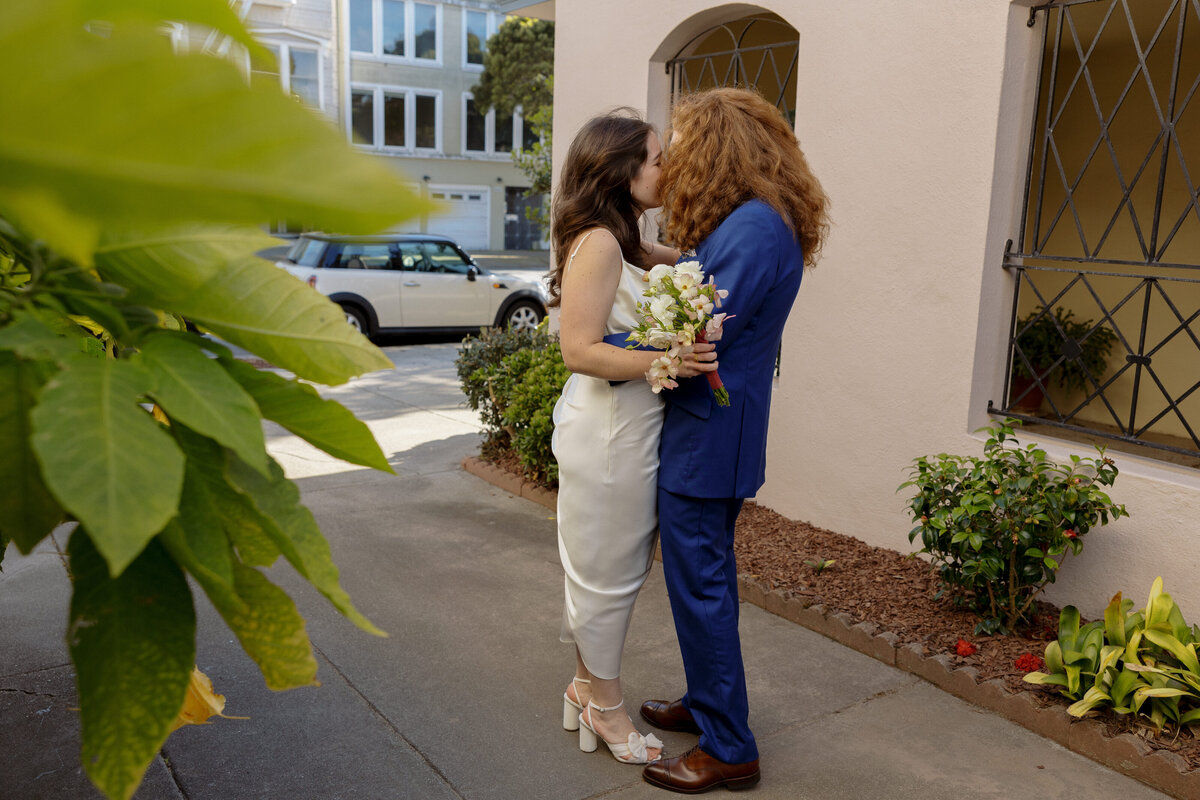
548, 112, 717, 765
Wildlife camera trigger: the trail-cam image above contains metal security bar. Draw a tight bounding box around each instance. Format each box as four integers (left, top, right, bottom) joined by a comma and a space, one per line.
995, 0, 1200, 458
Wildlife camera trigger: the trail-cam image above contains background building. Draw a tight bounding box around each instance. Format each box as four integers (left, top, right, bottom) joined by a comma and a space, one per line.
190, 0, 546, 249
507, 0, 1200, 621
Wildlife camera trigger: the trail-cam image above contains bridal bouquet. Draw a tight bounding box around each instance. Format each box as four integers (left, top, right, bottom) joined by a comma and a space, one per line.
626, 260, 731, 406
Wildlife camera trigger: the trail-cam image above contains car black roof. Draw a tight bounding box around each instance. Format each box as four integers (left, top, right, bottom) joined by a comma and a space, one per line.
299, 232, 461, 245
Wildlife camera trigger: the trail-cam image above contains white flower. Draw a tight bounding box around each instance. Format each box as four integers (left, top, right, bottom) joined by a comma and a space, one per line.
646, 328, 677, 350
648, 295, 676, 327
673, 262, 703, 292
691, 295, 714, 317
705, 275, 729, 308
704, 312, 728, 342
645, 354, 679, 393
645, 263, 674, 286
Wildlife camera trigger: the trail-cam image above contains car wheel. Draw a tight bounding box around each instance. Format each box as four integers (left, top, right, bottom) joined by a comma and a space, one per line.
504, 300, 544, 331
341, 304, 368, 335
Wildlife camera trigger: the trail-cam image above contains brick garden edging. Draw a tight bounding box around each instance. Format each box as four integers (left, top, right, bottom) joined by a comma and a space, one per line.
461, 455, 1199, 799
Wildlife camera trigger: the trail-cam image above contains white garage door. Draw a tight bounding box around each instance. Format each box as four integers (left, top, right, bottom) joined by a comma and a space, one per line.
428, 185, 490, 251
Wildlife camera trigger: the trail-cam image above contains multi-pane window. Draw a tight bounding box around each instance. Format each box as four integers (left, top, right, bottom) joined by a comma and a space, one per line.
352, 86, 440, 152
249, 42, 322, 109
464, 9, 499, 68
465, 10, 488, 66
350, 0, 440, 64
463, 94, 524, 156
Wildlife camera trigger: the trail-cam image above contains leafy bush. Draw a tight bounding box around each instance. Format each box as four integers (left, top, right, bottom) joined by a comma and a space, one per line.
456, 321, 568, 485
456, 322, 553, 442
900, 419, 1128, 635
500, 343, 571, 483
1024, 578, 1200, 732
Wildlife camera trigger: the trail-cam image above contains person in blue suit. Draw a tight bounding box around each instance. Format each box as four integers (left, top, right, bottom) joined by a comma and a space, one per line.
639, 88, 830, 794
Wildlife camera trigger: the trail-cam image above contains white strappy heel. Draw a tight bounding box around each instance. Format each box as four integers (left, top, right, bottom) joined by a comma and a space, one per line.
578, 699, 664, 764
563, 676, 589, 731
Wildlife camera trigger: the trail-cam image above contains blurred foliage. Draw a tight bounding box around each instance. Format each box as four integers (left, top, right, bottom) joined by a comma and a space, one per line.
0, 1, 431, 797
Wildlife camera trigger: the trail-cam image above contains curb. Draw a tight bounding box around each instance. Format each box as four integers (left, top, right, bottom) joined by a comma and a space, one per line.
462, 455, 1198, 799
461, 456, 557, 511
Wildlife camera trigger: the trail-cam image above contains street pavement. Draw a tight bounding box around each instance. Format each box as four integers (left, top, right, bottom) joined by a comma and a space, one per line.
471, 249, 550, 274
0, 337, 1170, 799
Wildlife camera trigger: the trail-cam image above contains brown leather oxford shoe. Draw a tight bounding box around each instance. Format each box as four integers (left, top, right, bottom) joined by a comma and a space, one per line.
640, 698, 702, 735
642, 745, 761, 794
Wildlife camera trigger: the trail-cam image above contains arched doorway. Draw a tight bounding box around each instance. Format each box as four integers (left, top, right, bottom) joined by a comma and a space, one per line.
666, 14, 799, 123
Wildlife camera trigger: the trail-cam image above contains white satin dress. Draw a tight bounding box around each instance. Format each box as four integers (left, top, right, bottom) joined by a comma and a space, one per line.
552, 230, 664, 680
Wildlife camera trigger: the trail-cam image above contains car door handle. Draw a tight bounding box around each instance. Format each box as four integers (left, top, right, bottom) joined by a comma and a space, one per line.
403, 281, 420, 287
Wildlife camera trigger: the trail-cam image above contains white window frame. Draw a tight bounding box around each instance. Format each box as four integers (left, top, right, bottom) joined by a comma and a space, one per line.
248, 29, 328, 111
351, 0, 443, 68
462, 92, 523, 159
352, 84, 443, 154
462, 8, 499, 71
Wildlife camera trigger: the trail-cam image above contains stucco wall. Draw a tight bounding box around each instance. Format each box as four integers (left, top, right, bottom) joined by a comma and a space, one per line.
550, 0, 1200, 620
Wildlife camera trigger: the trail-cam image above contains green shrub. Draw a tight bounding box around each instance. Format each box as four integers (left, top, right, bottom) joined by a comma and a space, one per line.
900, 419, 1128, 635
500, 343, 570, 484
1024, 578, 1200, 732
456, 321, 568, 485
456, 322, 554, 443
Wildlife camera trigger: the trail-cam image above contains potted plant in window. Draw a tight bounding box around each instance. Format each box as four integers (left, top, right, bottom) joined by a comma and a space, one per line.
1009, 305, 1118, 413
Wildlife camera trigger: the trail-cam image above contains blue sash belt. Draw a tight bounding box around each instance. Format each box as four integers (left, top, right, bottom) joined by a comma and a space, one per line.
603, 331, 658, 385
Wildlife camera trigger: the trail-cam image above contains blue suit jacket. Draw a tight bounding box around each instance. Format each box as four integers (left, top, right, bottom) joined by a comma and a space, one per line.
657, 199, 804, 499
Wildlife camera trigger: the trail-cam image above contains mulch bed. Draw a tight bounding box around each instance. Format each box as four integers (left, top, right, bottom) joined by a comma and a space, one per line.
732, 500, 1200, 772
483, 448, 1200, 773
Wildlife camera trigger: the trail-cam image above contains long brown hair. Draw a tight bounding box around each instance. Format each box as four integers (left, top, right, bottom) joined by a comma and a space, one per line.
548, 110, 655, 306
659, 88, 829, 263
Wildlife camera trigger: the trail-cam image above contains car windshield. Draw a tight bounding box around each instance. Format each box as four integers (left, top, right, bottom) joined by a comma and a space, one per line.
396, 241, 473, 274
289, 237, 325, 267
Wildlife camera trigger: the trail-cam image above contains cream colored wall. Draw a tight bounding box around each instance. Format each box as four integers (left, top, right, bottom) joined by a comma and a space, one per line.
550, 0, 1200, 620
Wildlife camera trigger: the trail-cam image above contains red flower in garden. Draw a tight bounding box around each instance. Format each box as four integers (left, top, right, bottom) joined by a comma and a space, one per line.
1064, 529, 1078, 539
955, 638, 977, 657
1015, 653, 1045, 673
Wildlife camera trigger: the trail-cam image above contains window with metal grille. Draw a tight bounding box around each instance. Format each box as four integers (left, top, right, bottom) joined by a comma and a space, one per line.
994, 0, 1200, 461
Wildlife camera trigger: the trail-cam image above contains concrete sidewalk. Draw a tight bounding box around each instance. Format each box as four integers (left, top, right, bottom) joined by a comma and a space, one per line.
0, 340, 1170, 799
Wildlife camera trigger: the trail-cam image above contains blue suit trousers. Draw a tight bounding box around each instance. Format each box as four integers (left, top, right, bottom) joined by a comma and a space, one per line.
657, 487, 757, 764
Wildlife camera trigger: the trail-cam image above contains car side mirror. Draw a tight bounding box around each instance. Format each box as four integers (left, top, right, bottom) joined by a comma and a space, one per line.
467, 266, 478, 282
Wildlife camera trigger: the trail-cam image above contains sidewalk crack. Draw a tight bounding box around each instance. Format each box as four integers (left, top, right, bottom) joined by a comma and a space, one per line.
313, 643, 469, 800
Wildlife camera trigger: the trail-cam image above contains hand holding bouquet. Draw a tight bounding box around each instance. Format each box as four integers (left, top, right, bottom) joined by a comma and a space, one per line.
626, 260, 731, 406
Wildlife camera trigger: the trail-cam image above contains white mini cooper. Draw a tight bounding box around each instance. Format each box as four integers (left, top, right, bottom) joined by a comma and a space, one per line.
278, 233, 548, 337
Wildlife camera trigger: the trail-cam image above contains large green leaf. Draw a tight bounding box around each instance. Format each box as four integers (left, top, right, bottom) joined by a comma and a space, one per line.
96, 228, 392, 385
0, 8, 430, 258
172, 425, 281, 567
223, 358, 393, 472
0, 309, 86, 364
173, 464, 237, 591
225, 454, 385, 637
136, 332, 268, 475
68, 529, 194, 800
160, 521, 318, 690
1144, 628, 1200, 674
0, 353, 65, 551
30, 357, 184, 575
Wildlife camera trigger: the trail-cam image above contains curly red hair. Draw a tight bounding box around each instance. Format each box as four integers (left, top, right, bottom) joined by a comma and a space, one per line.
659, 88, 830, 263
